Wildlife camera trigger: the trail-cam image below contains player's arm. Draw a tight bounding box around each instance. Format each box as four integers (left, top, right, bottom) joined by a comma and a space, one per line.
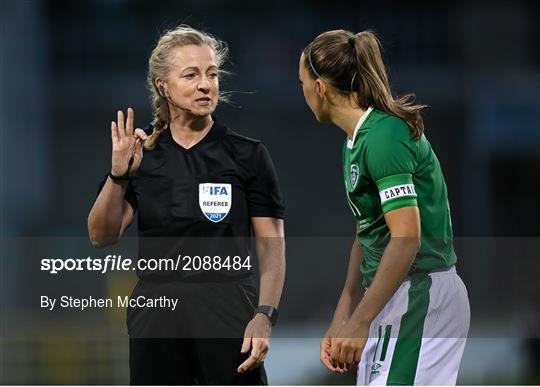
321, 234, 364, 372
329, 235, 364, 330
237, 216, 285, 374
346, 123, 420, 327
329, 206, 420, 367
329, 122, 421, 367
348, 206, 420, 325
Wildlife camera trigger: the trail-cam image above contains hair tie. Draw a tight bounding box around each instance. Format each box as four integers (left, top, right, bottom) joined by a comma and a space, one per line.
348, 35, 356, 50
349, 71, 358, 92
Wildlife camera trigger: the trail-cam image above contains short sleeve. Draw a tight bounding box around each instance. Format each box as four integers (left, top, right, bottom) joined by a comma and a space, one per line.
96, 173, 138, 211
365, 124, 418, 213
247, 143, 285, 219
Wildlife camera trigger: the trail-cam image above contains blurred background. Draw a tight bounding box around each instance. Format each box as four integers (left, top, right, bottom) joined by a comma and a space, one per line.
1, 0, 539, 384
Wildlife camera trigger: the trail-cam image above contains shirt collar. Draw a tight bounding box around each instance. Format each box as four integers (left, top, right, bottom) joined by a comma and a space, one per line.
347, 106, 373, 149
161, 115, 225, 147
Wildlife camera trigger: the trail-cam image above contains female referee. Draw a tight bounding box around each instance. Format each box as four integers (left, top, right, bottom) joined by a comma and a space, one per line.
88, 25, 285, 385
298, 30, 470, 385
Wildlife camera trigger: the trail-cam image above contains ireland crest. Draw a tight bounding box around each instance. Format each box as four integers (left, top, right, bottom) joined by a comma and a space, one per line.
350, 164, 359, 188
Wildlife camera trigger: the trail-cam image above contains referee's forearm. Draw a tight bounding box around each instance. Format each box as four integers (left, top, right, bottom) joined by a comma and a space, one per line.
88, 177, 127, 247
255, 237, 285, 308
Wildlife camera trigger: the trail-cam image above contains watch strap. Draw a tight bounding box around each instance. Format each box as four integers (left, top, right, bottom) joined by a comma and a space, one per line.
254, 305, 278, 326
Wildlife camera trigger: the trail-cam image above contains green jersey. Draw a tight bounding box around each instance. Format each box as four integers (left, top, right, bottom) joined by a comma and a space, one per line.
343, 108, 456, 287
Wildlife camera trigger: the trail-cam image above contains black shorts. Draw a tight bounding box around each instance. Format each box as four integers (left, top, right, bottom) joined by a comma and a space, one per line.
129, 338, 267, 385
127, 276, 266, 384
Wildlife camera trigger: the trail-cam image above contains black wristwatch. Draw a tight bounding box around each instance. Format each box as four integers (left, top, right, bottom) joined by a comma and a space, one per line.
254, 305, 279, 326
109, 152, 136, 182
109, 172, 130, 182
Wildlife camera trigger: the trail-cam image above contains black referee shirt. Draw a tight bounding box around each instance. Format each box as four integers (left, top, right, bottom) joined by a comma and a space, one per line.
97, 117, 284, 281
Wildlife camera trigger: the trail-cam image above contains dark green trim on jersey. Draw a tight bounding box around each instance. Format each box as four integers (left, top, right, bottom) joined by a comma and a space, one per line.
373, 325, 383, 362
387, 274, 432, 385
380, 324, 392, 362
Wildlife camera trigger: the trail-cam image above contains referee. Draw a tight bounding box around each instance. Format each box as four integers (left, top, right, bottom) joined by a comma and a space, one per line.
88, 25, 285, 385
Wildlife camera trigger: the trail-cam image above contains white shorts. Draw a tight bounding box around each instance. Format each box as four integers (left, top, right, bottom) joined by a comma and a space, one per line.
357, 266, 470, 386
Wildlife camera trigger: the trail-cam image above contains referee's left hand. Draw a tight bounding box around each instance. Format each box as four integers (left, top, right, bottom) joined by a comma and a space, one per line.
237, 314, 272, 373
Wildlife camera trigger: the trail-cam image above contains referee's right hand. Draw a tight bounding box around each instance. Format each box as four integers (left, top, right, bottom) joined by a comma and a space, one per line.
111, 108, 147, 176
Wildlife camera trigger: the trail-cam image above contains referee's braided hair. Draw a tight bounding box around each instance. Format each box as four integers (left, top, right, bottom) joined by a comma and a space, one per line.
145, 25, 230, 149
303, 30, 427, 139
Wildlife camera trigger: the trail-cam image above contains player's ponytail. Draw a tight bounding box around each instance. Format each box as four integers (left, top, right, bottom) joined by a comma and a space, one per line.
303, 30, 427, 139
145, 25, 230, 150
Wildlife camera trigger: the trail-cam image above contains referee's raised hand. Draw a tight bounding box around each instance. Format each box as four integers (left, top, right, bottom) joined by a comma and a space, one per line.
237, 314, 272, 374
110, 108, 147, 177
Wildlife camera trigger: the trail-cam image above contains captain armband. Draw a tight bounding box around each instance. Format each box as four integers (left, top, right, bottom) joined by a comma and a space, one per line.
376, 173, 418, 213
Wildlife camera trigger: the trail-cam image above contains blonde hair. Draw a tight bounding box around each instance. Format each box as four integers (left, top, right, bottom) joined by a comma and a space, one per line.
144, 25, 229, 149
303, 30, 427, 139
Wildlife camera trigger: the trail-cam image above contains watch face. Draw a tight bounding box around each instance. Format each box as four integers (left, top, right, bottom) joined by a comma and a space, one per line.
257, 306, 278, 326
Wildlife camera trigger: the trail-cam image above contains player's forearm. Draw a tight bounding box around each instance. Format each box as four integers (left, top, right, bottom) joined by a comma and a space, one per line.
88, 177, 127, 247
349, 237, 419, 326
255, 237, 285, 308
331, 238, 364, 326
331, 287, 363, 328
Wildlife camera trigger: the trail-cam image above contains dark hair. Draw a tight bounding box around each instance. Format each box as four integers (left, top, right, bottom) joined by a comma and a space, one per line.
303, 30, 427, 139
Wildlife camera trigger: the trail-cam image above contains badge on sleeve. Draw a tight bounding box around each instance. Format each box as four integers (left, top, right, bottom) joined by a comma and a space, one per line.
199, 183, 232, 223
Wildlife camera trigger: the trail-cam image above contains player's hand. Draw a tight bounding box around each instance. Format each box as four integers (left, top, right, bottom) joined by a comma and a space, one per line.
329, 320, 369, 372
321, 334, 337, 372
321, 322, 346, 373
110, 108, 147, 176
237, 313, 272, 374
